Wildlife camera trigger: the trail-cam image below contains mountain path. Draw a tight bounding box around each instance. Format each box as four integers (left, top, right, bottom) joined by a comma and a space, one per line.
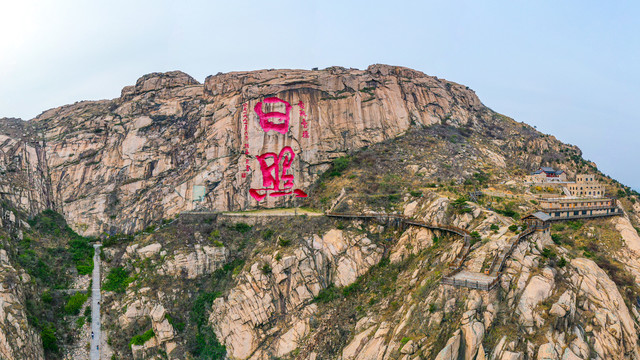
90, 244, 101, 360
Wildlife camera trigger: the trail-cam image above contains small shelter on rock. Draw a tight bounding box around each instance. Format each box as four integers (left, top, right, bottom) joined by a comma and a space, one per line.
523, 211, 551, 232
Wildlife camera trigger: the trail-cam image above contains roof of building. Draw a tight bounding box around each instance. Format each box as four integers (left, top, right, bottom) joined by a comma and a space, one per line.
524, 211, 552, 222
532, 167, 564, 176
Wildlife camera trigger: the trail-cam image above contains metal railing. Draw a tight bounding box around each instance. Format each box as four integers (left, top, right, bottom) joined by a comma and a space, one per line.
326, 212, 471, 237
442, 225, 530, 291
486, 227, 536, 277
327, 212, 539, 291
546, 207, 623, 221
541, 205, 618, 212
326, 212, 475, 281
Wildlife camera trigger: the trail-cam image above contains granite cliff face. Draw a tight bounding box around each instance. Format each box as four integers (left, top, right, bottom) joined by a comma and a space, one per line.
2, 65, 496, 236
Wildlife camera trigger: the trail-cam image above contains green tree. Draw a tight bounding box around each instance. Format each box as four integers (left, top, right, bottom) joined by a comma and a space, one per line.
41, 323, 59, 353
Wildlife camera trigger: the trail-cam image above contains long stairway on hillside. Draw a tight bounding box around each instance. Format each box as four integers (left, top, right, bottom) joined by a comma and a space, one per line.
90, 244, 102, 360
326, 212, 481, 286
441, 228, 537, 291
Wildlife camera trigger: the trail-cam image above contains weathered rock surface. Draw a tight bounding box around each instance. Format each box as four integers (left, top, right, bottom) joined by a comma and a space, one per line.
210, 228, 382, 359
0, 250, 45, 360
116, 296, 176, 357
160, 244, 228, 279
517, 271, 554, 327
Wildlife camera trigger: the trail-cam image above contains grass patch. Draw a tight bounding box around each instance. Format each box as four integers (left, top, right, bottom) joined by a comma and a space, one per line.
130, 329, 155, 346
102, 267, 133, 293
165, 313, 185, 333
567, 220, 583, 230
551, 233, 564, 245
314, 284, 341, 303
325, 156, 350, 178
470, 231, 482, 246
188, 292, 225, 359
26, 209, 95, 275
541, 248, 556, 260
64, 292, 88, 315
558, 257, 567, 268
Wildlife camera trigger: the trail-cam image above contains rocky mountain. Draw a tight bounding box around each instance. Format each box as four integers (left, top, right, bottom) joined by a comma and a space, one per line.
2, 64, 520, 236
0, 65, 639, 360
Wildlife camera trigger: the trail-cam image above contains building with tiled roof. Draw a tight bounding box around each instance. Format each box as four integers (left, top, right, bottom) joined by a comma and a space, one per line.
525, 166, 567, 183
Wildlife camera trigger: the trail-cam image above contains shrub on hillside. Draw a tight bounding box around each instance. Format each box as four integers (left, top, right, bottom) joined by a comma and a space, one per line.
451, 197, 472, 214
470, 231, 482, 246
102, 267, 132, 293
233, 223, 251, 233
327, 156, 350, 178
188, 292, 226, 358
64, 292, 88, 315
41, 323, 59, 353
130, 329, 155, 346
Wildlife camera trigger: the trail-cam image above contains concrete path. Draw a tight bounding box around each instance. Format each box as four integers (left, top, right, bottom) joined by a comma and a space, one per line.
90, 244, 101, 360
221, 208, 324, 217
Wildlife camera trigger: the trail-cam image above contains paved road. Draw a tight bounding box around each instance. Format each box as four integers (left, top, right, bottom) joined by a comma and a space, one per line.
90, 244, 101, 360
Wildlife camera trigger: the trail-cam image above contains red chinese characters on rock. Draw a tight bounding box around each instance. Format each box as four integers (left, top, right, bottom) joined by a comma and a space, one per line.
298, 101, 309, 138
249, 97, 308, 201
254, 97, 292, 134
241, 103, 250, 178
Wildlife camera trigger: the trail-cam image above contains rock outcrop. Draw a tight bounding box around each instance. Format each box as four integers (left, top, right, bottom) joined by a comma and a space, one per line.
0, 250, 45, 360
210, 228, 383, 359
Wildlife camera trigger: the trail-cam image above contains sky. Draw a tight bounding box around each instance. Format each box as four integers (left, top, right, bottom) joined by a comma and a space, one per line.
1, 1, 638, 190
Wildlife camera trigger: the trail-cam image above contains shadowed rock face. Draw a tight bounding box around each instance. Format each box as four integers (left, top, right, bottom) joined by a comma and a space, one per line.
0, 65, 489, 236
0, 249, 45, 360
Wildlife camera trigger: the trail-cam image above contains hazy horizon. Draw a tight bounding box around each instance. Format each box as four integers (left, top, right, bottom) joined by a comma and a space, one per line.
1, 1, 638, 190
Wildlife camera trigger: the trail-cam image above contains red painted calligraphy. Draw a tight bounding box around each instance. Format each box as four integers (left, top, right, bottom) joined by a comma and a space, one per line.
254, 97, 292, 134
241, 102, 250, 178
298, 100, 309, 138
249, 146, 307, 201
250, 97, 308, 201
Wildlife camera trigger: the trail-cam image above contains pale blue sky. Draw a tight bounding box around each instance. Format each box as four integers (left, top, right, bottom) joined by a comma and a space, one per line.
1, 1, 638, 190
